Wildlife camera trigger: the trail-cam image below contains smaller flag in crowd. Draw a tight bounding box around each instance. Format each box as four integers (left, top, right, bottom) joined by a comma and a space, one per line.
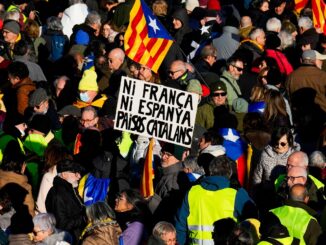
124, 0, 173, 73
141, 138, 155, 198
219, 128, 248, 187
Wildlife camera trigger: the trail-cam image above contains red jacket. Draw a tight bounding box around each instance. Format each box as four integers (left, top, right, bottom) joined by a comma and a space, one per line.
265, 49, 293, 75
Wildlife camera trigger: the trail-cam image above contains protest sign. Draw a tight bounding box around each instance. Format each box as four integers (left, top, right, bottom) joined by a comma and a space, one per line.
114, 76, 199, 147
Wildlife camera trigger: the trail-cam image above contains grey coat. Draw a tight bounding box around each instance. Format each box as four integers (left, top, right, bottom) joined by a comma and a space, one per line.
252, 144, 300, 185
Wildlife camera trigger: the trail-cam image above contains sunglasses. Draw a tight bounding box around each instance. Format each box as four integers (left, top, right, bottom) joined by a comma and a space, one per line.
232, 65, 244, 72
275, 142, 288, 147
212, 92, 227, 97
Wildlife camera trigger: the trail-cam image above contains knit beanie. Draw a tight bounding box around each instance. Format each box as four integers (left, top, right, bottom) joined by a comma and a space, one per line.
210, 81, 227, 93
161, 143, 184, 161
186, 0, 199, 12
3, 20, 20, 35
78, 70, 98, 91
232, 98, 248, 113
186, 79, 203, 95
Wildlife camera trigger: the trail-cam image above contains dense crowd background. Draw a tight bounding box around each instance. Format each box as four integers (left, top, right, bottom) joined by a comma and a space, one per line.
0, 0, 325, 244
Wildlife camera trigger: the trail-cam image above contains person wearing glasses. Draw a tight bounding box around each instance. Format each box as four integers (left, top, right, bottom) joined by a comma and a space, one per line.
196, 81, 228, 130
252, 127, 299, 186
219, 56, 245, 107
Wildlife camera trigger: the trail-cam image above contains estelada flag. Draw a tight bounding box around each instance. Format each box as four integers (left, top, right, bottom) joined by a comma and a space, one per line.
219, 128, 248, 187
124, 0, 173, 73
141, 138, 155, 197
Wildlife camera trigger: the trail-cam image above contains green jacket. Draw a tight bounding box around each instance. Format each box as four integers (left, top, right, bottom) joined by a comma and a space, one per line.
195, 99, 216, 130
220, 70, 241, 107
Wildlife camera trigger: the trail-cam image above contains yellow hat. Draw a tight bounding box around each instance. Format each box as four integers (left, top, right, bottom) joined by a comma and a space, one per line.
78, 70, 98, 92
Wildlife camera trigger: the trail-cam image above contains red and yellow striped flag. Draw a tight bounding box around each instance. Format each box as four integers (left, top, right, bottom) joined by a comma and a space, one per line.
312, 0, 326, 34
141, 138, 155, 197
294, 0, 309, 14
124, 0, 173, 73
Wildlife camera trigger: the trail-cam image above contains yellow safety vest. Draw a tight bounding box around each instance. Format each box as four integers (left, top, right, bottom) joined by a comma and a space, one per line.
275, 174, 325, 191
271, 205, 316, 245
258, 236, 298, 245
187, 185, 237, 245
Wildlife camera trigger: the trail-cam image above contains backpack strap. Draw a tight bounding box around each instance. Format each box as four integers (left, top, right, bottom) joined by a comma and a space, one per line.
220, 75, 241, 97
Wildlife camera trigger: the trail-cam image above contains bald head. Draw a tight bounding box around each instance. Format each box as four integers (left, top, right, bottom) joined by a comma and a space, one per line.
241, 16, 252, 28
108, 48, 125, 72
287, 151, 309, 170
169, 60, 187, 80
287, 166, 307, 188
289, 184, 309, 203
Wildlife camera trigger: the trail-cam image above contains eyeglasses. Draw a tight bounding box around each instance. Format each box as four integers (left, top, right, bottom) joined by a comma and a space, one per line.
287, 176, 305, 183
232, 64, 244, 72
274, 142, 288, 147
161, 151, 173, 158
212, 92, 227, 97
80, 118, 95, 124
168, 70, 182, 75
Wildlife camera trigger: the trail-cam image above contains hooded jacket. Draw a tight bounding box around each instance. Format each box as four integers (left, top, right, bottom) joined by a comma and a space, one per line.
172, 8, 192, 45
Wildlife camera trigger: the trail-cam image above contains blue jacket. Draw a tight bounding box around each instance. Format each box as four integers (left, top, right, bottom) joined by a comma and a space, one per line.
175, 176, 256, 245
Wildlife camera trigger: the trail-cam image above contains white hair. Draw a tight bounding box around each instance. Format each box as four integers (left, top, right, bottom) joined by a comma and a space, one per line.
249, 28, 264, 41
4, 10, 20, 21
298, 16, 313, 30
278, 30, 294, 50
309, 151, 326, 169
266, 17, 281, 32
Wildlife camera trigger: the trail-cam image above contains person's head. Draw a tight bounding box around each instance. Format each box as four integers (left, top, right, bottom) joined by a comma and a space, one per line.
46, 16, 63, 31
108, 48, 125, 72
250, 84, 267, 102
287, 151, 309, 170
274, 0, 286, 15
169, 60, 187, 80
289, 184, 309, 203
266, 17, 281, 33
210, 81, 227, 106
80, 106, 99, 128
182, 156, 204, 175
2, 20, 20, 44
208, 155, 234, 178
200, 45, 217, 66
44, 141, 72, 172
243, 112, 268, 132
263, 66, 283, 88
298, 16, 313, 34
0, 186, 12, 215
28, 88, 49, 114
4, 10, 20, 22
115, 189, 144, 213
227, 224, 255, 245
160, 143, 180, 167
287, 167, 307, 188
281, 20, 297, 39
138, 65, 153, 81
309, 151, 326, 169
0, 141, 25, 174
78, 70, 99, 103
85, 11, 101, 36
33, 213, 56, 242
259, 0, 269, 12
199, 131, 223, 150
57, 159, 82, 187
240, 16, 252, 28
25, 19, 40, 39
249, 28, 266, 46
152, 0, 168, 17
270, 127, 293, 154
278, 30, 295, 50
8, 61, 29, 85
28, 114, 51, 136
128, 61, 141, 78
152, 221, 177, 245
263, 89, 287, 121
302, 50, 326, 69
86, 201, 116, 223
53, 75, 69, 97
227, 56, 244, 80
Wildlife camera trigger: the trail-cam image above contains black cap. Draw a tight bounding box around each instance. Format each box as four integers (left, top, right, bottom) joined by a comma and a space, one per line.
57, 159, 83, 173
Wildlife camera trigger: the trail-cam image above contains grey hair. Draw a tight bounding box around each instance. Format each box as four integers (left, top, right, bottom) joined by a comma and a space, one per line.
249, 28, 264, 41
152, 221, 176, 239
209, 155, 233, 178
200, 45, 217, 59
278, 30, 294, 50
183, 156, 205, 175
298, 16, 313, 30
53, 75, 70, 87
85, 11, 101, 26
309, 151, 326, 169
171, 60, 187, 73
4, 10, 20, 21
82, 106, 98, 118
47, 16, 63, 31
266, 17, 281, 32
33, 213, 56, 233
109, 48, 125, 62
86, 201, 116, 223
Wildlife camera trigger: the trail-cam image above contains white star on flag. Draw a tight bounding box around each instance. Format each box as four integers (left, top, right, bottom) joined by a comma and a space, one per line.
224, 129, 239, 142
200, 25, 210, 35
148, 16, 160, 34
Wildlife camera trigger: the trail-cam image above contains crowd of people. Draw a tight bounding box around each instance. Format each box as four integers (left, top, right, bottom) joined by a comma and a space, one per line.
0, 0, 325, 244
